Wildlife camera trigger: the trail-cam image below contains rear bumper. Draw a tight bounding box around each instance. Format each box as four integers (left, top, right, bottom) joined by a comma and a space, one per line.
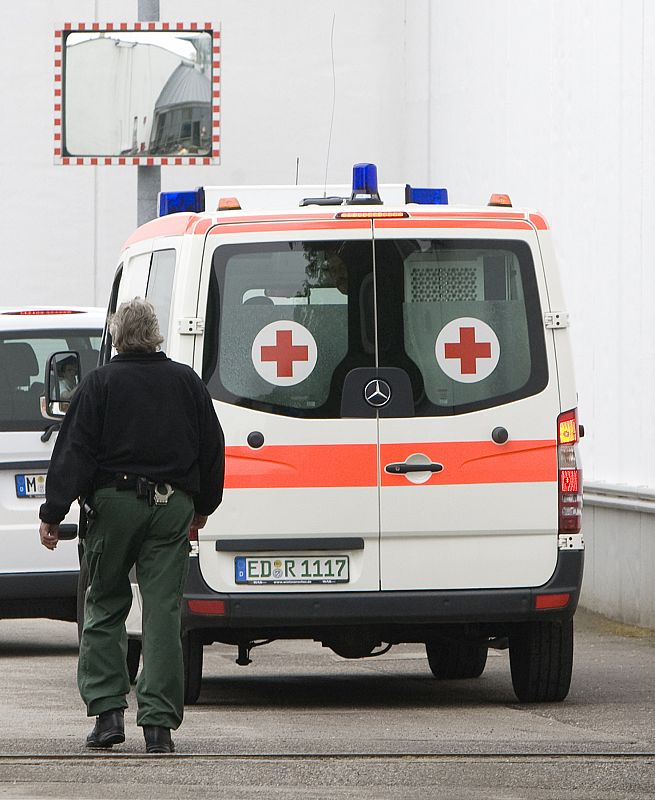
0, 570, 78, 621
182, 550, 584, 635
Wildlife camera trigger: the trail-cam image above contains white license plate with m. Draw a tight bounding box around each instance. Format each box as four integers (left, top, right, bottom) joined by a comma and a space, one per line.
235, 555, 350, 585
15, 473, 47, 498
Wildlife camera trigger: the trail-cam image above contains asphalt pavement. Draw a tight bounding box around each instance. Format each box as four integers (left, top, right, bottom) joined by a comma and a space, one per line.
0, 607, 653, 798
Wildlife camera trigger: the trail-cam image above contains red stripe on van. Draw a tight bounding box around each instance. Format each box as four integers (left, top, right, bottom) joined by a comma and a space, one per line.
194, 213, 340, 235
374, 218, 533, 231
224, 444, 378, 489
223, 439, 556, 489
409, 211, 527, 221
122, 214, 201, 248
529, 212, 549, 230
121, 211, 543, 250
207, 219, 371, 236
380, 440, 557, 486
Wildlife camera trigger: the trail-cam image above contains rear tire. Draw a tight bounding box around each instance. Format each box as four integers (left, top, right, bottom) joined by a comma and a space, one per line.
426, 640, 488, 679
509, 619, 573, 702
182, 630, 203, 705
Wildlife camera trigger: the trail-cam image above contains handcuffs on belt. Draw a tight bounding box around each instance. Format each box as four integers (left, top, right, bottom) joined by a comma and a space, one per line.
136, 476, 175, 506
113, 474, 175, 507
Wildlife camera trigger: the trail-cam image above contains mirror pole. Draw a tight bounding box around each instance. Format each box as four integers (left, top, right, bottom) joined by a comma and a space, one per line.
138, 0, 159, 21
137, 0, 161, 226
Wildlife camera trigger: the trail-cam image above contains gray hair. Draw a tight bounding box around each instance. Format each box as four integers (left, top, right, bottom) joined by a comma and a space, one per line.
109, 298, 164, 353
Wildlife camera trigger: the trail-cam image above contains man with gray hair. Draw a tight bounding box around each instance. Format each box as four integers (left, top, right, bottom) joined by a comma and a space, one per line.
39, 298, 224, 754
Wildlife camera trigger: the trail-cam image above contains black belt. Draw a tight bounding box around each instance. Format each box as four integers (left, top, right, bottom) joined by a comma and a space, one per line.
96, 474, 176, 506
94, 473, 139, 491
111, 473, 146, 491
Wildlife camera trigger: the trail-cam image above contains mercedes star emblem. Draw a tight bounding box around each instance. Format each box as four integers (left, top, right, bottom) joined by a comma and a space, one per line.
364, 379, 392, 407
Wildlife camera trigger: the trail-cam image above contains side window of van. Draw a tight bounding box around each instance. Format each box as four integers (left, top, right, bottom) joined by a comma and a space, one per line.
146, 249, 176, 349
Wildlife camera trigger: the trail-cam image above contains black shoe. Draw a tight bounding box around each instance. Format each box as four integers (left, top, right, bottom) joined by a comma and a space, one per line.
143, 725, 175, 754
86, 709, 125, 749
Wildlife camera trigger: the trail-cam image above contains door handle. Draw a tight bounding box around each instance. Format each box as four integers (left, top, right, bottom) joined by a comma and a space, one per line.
385, 462, 443, 474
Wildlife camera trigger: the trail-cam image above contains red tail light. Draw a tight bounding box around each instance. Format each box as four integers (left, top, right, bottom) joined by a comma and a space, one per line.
557, 409, 582, 533
188, 599, 226, 615
535, 592, 571, 610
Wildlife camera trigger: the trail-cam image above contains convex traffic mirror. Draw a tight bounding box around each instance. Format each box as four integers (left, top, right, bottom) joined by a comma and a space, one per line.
56, 25, 219, 163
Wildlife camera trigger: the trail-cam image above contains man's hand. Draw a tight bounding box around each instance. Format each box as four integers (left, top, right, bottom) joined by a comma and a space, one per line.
39, 522, 60, 550
190, 513, 208, 533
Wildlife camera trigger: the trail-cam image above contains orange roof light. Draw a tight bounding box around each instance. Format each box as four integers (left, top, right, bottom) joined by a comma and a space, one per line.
488, 193, 512, 207
218, 197, 241, 211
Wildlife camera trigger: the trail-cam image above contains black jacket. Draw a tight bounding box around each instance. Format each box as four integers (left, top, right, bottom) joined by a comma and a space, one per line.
40, 352, 225, 524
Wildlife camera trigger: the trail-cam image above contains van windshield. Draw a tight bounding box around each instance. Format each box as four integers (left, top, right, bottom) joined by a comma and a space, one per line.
0, 331, 101, 431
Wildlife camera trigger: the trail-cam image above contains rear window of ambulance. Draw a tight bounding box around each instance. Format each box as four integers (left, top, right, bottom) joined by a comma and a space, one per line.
203, 239, 547, 418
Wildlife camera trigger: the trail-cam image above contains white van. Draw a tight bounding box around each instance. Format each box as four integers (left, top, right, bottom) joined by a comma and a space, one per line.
100, 164, 584, 703
0, 307, 104, 622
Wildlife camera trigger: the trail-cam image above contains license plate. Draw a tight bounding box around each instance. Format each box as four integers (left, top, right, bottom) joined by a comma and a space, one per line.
235, 555, 350, 585
15, 473, 47, 498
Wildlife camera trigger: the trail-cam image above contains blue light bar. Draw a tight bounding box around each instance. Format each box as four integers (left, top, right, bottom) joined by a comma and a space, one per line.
405, 185, 448, 205
349, 163, 382, 205
158, 188, 205, 217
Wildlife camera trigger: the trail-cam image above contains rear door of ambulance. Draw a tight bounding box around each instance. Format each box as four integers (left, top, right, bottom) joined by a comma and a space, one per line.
372, 216, 560, 591
196, 217, 381, 593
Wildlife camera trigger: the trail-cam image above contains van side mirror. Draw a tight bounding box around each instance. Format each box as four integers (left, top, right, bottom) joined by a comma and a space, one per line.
41, 351, 82, 420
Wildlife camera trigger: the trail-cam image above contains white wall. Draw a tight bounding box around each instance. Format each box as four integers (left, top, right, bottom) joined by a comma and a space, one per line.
428, 0, 655, 487
0, 0, 652, 490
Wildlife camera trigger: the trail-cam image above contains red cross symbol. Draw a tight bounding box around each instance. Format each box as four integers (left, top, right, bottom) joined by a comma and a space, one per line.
444, 326, 492, 374
260, 329, 309, 377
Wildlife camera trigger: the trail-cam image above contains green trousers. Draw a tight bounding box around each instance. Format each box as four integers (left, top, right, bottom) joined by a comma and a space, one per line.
78, 487, 194, 729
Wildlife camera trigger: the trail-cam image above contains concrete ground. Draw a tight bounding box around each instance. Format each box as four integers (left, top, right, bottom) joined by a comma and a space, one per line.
0, 607, 653, 798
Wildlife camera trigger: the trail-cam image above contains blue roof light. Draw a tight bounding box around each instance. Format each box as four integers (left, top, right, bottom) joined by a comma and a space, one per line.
158, 188, 205, 217
405, 185, 449, 205
349, 163, 383, 205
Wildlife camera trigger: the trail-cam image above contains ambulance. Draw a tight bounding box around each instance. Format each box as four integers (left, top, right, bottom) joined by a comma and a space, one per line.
0, 307, 104, 622
97, 164, 584, 704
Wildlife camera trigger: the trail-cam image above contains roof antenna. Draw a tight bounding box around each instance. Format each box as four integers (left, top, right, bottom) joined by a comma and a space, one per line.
323, 13, 337, 197
298, 18, 344, 208
295, 156, 300, 185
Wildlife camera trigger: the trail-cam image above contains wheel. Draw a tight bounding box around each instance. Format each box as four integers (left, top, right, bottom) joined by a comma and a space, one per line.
426, 639, 488, 679
182, 630, 203, 705
509, 619, 573, 702
76, 551, 89, 643
127, 639, 141, 684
